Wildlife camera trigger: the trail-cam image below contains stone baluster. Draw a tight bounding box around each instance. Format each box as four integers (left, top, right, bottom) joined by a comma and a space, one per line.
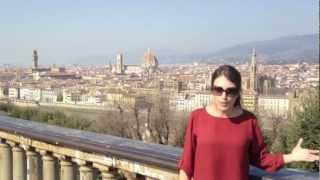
80, 165, 94, 180
94, 164, 119, 180
76, 160, 94, 180
121, 171, 153, 180
40, 150, 57, 180
0, 140, 13, 180
145, 177, 158, 180
121, 170, 137, 180
57, 155, 75, 180
24, 146, 42, 180
8, 141, 26, 180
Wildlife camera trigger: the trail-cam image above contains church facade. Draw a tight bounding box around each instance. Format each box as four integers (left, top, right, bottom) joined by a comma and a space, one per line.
110, 48, 159, 75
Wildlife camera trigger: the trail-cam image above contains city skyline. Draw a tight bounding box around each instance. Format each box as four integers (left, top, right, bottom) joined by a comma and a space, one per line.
0, 0, 318, 65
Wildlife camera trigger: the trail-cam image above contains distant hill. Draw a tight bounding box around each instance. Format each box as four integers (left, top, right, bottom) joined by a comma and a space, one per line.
204, 34, 319, 64
65, 34, 318, 65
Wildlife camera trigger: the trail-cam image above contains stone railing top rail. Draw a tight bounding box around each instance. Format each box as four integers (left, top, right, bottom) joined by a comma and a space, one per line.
0, 115, 181, 170
0, 115, 318, 179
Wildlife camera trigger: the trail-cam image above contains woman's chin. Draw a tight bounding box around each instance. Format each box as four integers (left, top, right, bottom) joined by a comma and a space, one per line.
217, 106, 232, 113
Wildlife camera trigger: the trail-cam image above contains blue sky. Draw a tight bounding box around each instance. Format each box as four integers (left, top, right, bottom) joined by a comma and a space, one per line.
0, 0, 318, 65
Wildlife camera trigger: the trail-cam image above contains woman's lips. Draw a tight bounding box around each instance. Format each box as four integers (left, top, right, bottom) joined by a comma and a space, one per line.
220, 102, 229, 106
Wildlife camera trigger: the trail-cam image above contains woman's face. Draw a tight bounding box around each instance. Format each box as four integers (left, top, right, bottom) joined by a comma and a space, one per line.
212, 75, 239, 113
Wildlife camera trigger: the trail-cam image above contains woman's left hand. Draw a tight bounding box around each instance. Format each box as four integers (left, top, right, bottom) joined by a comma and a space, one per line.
284, 138, 319, 163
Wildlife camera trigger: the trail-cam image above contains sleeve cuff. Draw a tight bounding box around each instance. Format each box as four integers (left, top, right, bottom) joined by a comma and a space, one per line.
178, 159, 193, 179
279, 154, 285, 169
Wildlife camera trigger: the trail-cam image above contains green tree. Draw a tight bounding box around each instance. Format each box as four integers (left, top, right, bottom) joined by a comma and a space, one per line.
0, 103, 93, 131
284, 89, 320, 171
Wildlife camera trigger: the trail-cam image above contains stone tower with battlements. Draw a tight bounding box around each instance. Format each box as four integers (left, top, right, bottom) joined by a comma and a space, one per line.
33, 49, 38, 69
115, 53, 124, 74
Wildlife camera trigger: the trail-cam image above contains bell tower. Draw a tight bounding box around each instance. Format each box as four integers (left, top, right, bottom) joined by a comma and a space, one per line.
249, 48, 257, 91
33, 49, 38, 69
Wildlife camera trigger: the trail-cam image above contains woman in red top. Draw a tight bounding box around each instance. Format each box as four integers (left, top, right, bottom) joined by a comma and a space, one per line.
179, 65, 319, 180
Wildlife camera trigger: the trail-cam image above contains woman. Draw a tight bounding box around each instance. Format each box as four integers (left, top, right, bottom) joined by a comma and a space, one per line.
178, 65, 319, 180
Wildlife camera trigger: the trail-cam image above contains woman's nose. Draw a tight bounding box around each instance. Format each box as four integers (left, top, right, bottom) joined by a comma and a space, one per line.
221, 92, 228, 98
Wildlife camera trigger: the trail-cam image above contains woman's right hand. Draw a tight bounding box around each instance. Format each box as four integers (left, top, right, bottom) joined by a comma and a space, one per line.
284, 138, 319, 163
179, 169, 190, 180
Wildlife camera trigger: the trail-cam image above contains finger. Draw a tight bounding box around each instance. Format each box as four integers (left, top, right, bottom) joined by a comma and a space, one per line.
307, 154, 320, 162
296, 138, 303, 148
308, 149, 320, 154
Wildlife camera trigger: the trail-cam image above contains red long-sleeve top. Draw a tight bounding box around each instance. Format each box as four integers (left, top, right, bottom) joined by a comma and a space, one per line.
178, 108, 284, 180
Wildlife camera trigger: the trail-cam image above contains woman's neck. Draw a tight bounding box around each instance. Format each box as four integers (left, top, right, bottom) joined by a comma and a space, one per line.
206, 104, 243, 118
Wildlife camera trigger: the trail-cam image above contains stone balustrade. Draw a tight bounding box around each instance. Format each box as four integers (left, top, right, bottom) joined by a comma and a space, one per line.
0, 115, 179, 180
0, 115, 318, 180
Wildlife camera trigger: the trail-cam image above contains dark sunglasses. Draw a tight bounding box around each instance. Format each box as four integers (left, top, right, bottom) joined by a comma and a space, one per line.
212, 86, 239, 97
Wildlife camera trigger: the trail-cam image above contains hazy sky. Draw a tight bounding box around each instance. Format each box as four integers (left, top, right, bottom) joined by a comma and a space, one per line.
0, 0, 318, 65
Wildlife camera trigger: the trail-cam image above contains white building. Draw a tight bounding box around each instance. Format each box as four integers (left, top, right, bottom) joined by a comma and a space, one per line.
170, 93, 213, 112
19, 88, 33, 101
125, 65, 143, 74
41, 89, 59, 103
8, 87, 19, 99
19, 88, 41, 102
62, 88, 105, 105
62, 89, 80, 104
77, 94, 104, 106
87, 95, 104, 105
258, 95, 290, 118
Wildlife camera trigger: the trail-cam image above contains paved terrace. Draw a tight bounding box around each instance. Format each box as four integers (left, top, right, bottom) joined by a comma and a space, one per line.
0, 115, 318, 180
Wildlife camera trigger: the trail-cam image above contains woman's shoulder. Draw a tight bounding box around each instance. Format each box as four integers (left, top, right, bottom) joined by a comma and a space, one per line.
242, 109, 257, 118
186, 108, 207, 124
190, 107, 206, 117
240, 109, 259, 124
187, 108, 207, 131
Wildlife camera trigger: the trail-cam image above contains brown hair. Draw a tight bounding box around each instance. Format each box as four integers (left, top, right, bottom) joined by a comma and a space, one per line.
211, 65, 241, 107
